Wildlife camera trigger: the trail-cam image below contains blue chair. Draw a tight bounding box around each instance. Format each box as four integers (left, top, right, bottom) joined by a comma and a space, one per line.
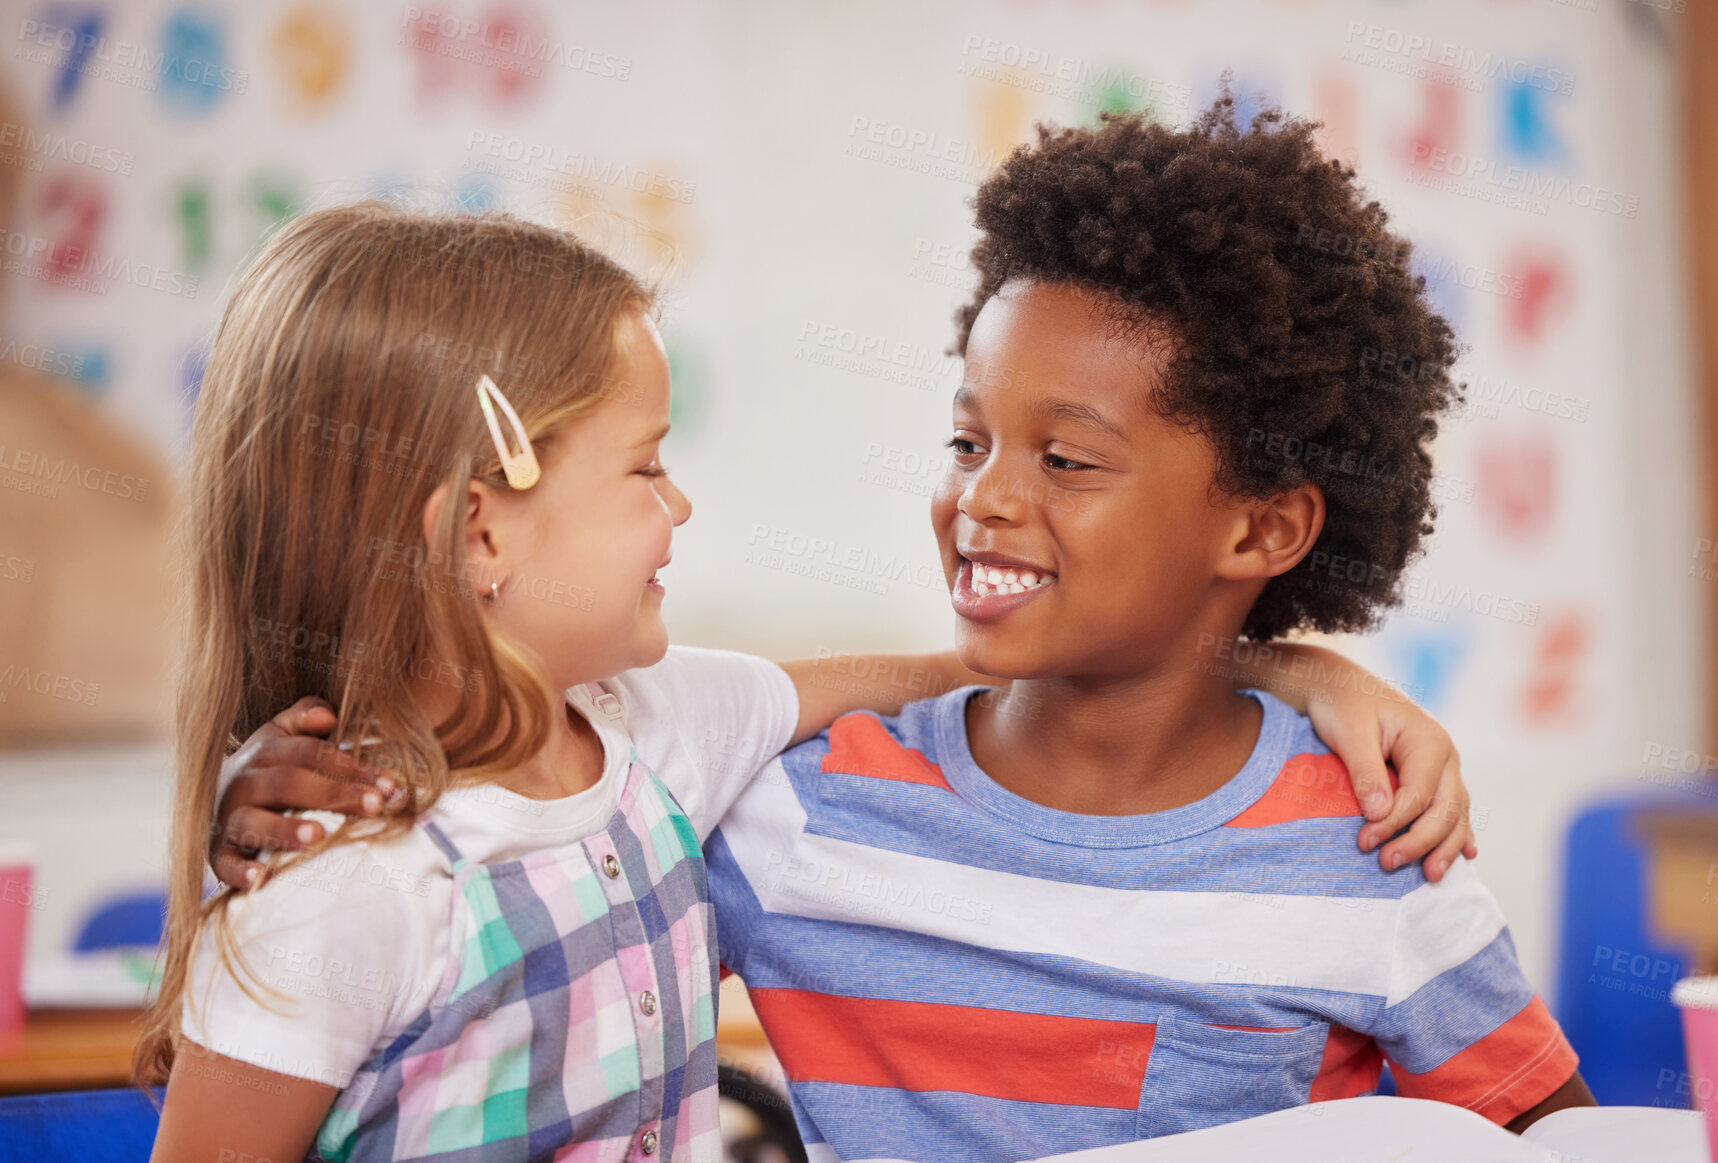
1555, 792, 1705, 1106
73, 890, 166, 952
0, 1088, 162, 1163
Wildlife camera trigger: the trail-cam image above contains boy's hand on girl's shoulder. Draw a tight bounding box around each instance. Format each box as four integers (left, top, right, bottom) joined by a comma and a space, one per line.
210, 696, 397, 891
1306, 691, 1478, 884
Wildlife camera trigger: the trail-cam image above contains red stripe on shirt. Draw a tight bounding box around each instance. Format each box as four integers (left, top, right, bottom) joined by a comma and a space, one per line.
821, 713, 951, 790
748, 989, 1157, 1109
1225, 752, 1389, 828
1390, 995, 1578, 1124
1310, 1025, 1383, 1103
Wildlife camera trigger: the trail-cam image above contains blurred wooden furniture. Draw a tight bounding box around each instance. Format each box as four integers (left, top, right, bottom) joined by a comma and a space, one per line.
1637, 809, 1718, 975
0, 370, 178, 746
1693, 0, 1718, 756
0, 1008, 143, 1095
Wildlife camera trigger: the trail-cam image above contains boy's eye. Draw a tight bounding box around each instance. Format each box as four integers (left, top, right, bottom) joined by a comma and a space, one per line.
946, 437, 984, 458
1043, 452, 1093, 471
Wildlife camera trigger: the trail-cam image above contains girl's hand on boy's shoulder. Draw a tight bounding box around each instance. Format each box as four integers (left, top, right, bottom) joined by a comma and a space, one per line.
1306, 692, 1478, 884
211, 696, 397, 891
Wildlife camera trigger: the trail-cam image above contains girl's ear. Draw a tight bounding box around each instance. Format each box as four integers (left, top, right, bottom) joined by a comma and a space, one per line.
1215, 481, 1326, 582
421, 479, 502, 580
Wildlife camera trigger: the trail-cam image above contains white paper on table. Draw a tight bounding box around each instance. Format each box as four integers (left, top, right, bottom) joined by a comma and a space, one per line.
1517, 1104, 1708, 1162
1032, 1097, 1708, 1163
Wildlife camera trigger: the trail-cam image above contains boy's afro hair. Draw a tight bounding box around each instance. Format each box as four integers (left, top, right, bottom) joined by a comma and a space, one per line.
953, 93, 1464, 641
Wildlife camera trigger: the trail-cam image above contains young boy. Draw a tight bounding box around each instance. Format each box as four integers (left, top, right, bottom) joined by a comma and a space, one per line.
703, 98, 1591, 1160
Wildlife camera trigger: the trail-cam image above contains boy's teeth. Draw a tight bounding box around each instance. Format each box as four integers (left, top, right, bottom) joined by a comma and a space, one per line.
968, 561, 1051, 596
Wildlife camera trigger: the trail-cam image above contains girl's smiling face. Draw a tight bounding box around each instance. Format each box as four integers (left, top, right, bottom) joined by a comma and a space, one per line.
461, 310, 691, 689
931, 279, 1266, 681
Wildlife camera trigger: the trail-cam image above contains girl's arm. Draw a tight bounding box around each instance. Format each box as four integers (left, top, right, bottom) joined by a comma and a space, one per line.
1220, 640, 1476, 881
775, 650, 992, 747
779, 644, 1474, 881
151, 1041, 338, 1163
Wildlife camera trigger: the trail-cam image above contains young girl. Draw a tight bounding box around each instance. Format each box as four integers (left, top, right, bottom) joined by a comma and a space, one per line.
143, 203, 962, 1162
151, 204, 1472, 1161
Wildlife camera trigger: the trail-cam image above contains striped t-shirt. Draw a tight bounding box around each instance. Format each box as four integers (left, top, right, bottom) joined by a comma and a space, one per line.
706, 686, 1576, 1162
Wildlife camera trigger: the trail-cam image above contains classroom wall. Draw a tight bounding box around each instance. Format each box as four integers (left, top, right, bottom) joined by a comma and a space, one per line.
0, 0, 1702, 1000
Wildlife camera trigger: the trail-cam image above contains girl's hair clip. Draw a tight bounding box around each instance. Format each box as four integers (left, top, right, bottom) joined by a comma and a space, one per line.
475, 373, 540, 490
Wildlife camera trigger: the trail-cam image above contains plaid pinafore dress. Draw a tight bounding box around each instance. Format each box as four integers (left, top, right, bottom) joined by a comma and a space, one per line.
311, 686, 721, 1162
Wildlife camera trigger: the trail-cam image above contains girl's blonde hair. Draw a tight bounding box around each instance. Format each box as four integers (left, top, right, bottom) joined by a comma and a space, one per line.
135, 203, 654, 1084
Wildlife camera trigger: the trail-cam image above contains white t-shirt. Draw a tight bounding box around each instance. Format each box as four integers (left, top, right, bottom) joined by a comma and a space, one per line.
181, 645, 799, 1088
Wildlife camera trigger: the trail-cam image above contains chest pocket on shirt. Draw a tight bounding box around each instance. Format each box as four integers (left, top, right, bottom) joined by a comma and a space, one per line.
1136, 1017, 1329, 1139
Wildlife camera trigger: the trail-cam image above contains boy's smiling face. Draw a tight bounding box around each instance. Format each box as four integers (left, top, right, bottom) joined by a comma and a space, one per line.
932, 279, 1270, 680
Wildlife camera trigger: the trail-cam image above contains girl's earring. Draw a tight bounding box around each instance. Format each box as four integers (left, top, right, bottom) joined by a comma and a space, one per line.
485, 580, 500, 604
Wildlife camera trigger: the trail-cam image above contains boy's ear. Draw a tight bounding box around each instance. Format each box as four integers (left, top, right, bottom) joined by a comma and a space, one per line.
421, 479, 502, 577
1215, 482, 1326, 582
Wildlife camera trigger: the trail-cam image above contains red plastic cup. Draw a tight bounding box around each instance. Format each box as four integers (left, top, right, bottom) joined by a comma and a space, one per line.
1674, 974, 1718, 1163
0, 842, 32, 1045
